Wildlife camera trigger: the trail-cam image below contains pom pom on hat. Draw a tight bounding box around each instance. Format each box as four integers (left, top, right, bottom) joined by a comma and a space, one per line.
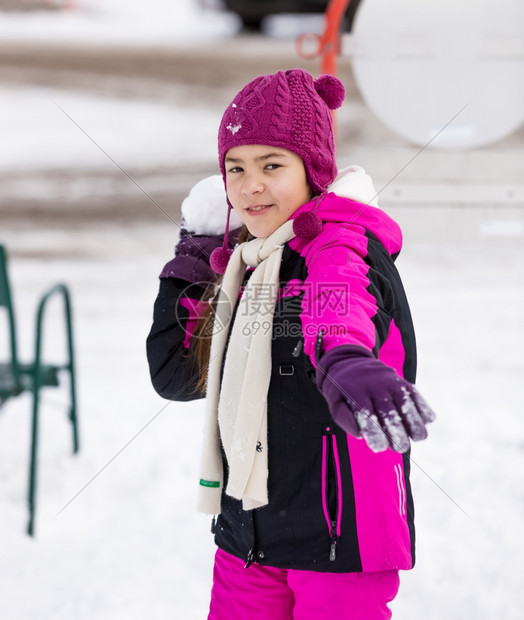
210, 246, 233, 275
314, 74, 345, 110
293, 210, 323, 242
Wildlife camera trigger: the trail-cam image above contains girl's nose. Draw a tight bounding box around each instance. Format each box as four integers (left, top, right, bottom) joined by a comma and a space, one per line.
241, 171, 264, 195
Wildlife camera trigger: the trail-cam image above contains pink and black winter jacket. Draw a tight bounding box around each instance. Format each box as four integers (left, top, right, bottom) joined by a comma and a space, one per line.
147, 193, 418, 573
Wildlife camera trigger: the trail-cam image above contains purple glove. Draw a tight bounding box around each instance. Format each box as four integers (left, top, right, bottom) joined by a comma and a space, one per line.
160, 228, 240, 284
316, 345, 435, 453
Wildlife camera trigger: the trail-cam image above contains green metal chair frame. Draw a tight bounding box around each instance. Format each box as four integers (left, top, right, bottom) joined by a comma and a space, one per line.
0, 245, 79, 536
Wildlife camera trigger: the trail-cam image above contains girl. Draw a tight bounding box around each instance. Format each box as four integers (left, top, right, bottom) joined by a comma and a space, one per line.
147, 69, 435, 619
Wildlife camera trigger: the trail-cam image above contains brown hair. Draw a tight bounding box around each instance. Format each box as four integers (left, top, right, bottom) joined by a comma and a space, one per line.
192, 225, 251, 395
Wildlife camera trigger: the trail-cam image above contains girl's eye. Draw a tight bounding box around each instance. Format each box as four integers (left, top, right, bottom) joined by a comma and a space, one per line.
266, 163, 281, 171
228, 166, 243, 174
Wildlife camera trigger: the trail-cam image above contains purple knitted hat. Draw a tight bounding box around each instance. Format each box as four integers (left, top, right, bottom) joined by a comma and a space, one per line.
218, 69, 345, 194
210, 69, 345, 274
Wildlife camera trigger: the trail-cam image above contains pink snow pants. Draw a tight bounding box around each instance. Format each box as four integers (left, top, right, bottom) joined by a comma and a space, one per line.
208, 549, 400, 620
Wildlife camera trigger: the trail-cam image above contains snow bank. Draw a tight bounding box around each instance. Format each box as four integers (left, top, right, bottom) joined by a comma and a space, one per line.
0, 0, 238, 46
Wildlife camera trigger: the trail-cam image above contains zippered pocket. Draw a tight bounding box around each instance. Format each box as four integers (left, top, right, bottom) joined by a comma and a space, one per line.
321, 427, 343, 561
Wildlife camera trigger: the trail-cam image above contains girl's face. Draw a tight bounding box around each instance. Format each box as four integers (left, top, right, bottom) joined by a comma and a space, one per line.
225, 145, 312, 238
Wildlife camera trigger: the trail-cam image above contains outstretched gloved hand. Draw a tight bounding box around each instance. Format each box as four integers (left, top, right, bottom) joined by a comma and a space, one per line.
160, 175, 243, 284
316, 344, 435, 453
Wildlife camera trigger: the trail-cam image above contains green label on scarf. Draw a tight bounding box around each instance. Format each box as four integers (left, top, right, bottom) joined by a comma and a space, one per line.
200, 479, 220, 488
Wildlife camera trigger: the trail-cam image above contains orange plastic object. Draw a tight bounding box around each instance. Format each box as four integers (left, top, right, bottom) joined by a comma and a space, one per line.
296, 0, 351, 141
296, 0, 351, 76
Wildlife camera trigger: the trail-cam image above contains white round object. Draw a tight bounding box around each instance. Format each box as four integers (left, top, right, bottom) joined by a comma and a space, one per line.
181, 175, 243, 235
348, 0, 524, 149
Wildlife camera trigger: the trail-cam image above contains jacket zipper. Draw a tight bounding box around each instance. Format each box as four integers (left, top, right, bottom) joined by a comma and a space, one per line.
315, 329, 325, 366
329, 520, 338, 561
244, 549, 255, 569
321, 429, 343, 562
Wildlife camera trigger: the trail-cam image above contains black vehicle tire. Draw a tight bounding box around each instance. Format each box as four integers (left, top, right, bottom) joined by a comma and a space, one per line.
344, 0, 363, 32
240, 15, 263, 31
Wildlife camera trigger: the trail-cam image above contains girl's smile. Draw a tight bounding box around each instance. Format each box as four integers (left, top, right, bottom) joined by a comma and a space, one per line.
245, 204, 273, 214
224, 144, 312, 238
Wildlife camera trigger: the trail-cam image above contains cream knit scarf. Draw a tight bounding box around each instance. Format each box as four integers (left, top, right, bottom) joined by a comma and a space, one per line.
197, 219, 296, 515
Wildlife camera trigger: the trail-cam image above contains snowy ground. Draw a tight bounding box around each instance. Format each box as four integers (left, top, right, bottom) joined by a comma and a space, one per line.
2, 217, 523, 620
1, 1, 524, 619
